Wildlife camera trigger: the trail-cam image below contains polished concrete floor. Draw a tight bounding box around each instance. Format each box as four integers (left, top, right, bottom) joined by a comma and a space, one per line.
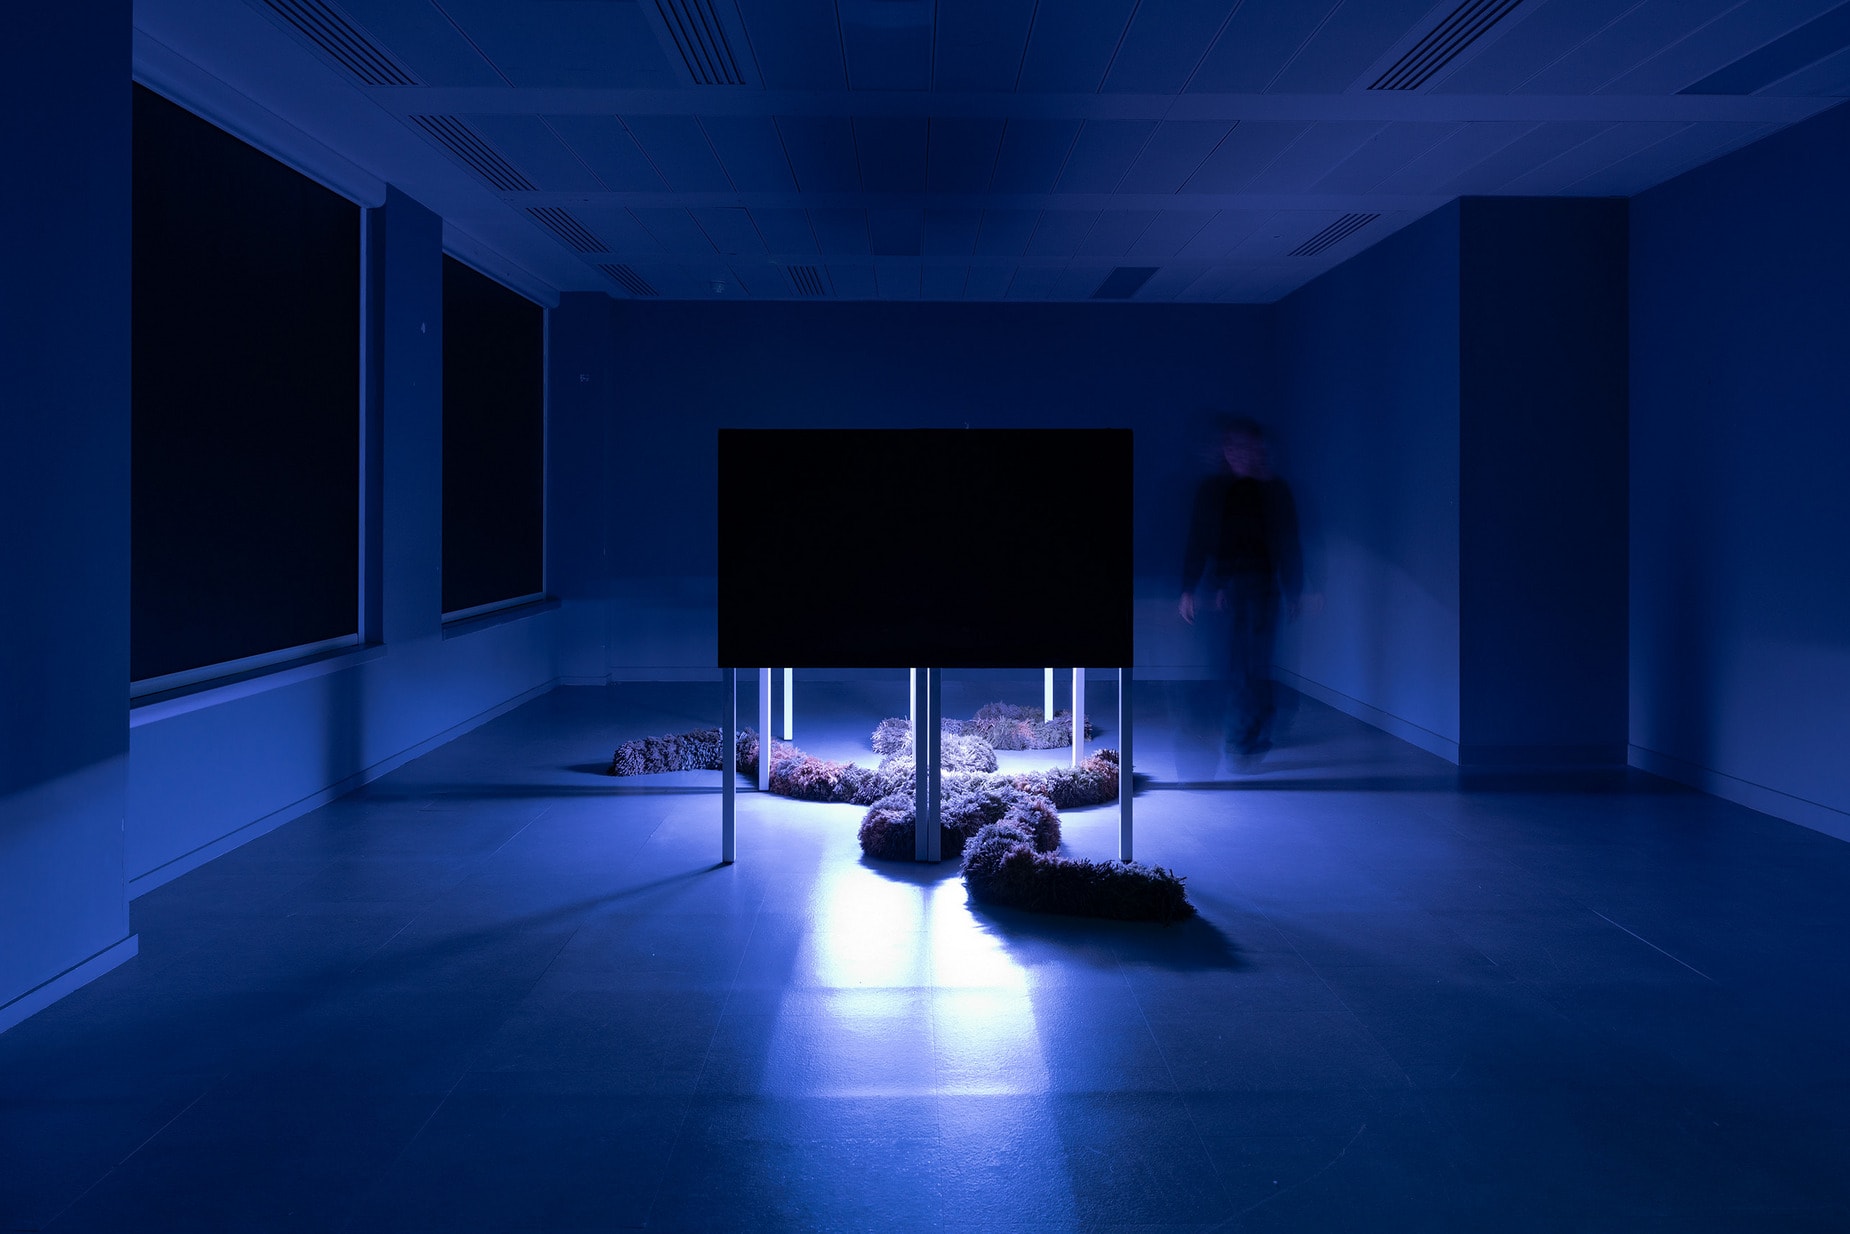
4, 677, 1849, 1232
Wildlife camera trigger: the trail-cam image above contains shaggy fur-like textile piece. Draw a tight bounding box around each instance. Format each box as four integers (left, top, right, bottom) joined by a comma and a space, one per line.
872, 703, 1096, 757
855, 785, 1062, 862
961, 822, 1195, 922
609, 728, 759, 777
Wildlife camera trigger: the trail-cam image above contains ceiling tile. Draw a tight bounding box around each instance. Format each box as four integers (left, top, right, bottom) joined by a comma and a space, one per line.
1370, 122, 1535, 194
991, 119, 1085, 193
839, 0, 934, 90
923, 209, 983, 256
690, 207, 766, 255
1434, 0, 1623, 94
962, 264, 1017, 299
463, 115, 604, 192
701, 117, 798, 193
1240, 123, 1387, 195
1311, 123, 1457, 193
569, 207, 665, 254
810, 208, 871, 255
921, 264, 970, 298
1182, 122, 1312, 193
854, 117, 929, 193
1102, 0, 1236, 94
1017, 0, 1141, 92
1138, 263, 1211, 300
735, 0, 846, 89
1600, 0, 1845, 94
431, 0, 677, 87
1005, 264, 1064, 300
1435, 120, 1614, 194
1518, 0, 1742, 94
1567, 121, 1772, 195
927, 117, 1008, 193
1056, 120, 1158, 192
1118, 121, 1234, 194
973, 210, 1041, 256
621, 116, 733, 192
875, 258, 922, 298
1187, 0, 1343, 92
1026, 210, 1101, 256
750, 208, 819, 254
1267, 0, 1440, 92
933, 0, 1038, 91
1127, 211, 1217, 259
776, 116, 863, 192
827, 263, 878, 297
629, 208, 718, 255
333, 0, 505, 85
868, 208, 924, 255
1054, 264, 1113, 299
1175, 210, 1272, 260
1074, 210, 1160, 257
546, 115, 668, 192
1500, 120, 1687, 194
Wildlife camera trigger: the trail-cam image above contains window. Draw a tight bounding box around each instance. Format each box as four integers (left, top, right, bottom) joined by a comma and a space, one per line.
441, 256, 545, 617
130, 85, 361, 687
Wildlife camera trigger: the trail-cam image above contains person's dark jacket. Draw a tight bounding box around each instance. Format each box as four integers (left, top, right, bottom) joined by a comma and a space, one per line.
1180, 474, 1303, 599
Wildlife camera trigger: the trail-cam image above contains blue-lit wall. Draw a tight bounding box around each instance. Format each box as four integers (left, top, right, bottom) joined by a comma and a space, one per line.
1274, 204, 1464, 757
1630, 101, 1850, 838
1, 1, 137, 1031
598, 300, 1277, 678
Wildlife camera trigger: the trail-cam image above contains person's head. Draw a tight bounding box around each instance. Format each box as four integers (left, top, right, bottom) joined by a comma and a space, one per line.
1218, 416, 1270, 479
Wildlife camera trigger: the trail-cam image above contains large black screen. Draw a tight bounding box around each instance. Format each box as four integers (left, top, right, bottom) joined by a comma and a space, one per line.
718, 429, 1133, 667
131, 85, 360, 682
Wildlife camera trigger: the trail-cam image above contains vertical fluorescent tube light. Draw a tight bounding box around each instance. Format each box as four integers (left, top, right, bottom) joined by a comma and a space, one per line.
1044, 668, 1055, 721
1072, 667, 1086, 766
783, 667, 793, 740
722, 667, 737, 864
909, 668, 917, 726
757, 668, 771, 791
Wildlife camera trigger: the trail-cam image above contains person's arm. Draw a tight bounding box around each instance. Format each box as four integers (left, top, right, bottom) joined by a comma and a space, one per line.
1179, 481, 1215, 622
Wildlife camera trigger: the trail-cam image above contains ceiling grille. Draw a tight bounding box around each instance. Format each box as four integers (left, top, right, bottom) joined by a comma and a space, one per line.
601, 264, 659, 297
787, 265, 828, 296
527, 208, 605, 253
1290, 214, 1379, 257
1370, 0, 1524, 91
408, 115, 534, 192
655, 0, 746, 85
1091, 267, 1159, 300
260, 0, 418, 86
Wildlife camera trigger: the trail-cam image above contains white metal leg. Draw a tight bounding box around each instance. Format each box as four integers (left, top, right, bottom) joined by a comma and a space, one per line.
1072, 667, 1086, 766
782, 667, 793, 740
1044, 668, 1055, 721
1120, 665, 1133, 863
915, 667, 941, 861
757, 667, 771, 792
909, 668, 917, 726
722, 667, 737, 864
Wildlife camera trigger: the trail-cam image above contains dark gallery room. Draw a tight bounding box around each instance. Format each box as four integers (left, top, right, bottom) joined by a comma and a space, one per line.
6, 0, 1850, 1229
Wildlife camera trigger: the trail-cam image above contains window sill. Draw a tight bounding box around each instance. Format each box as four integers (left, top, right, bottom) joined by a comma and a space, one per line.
129, 642, 387, 727
441, 595, 560, 641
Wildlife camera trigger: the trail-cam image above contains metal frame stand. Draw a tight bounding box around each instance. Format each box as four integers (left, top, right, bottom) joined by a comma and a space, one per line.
722, 667, 737, 864
1044, 668, 1055, 721
913, 666, 942, 861
1119, 665, 1133, 862
757, 667, 772, 791
1071, 667, 1086, 766
782, 667, 794, 740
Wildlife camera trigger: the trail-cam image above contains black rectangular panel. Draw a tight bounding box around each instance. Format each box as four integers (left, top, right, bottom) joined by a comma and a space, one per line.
719, 429, 1133, 667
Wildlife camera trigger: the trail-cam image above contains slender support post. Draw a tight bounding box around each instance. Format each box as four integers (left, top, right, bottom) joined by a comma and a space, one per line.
913, 667, 942, 862
909, 668, 917, 726
756, 667, 772, 791
1119, 665, 1133, 863
782, 667, 794, 741
1044, 668, 1055, 721
1071, 667, 1086, 767
722, 667, 737, 864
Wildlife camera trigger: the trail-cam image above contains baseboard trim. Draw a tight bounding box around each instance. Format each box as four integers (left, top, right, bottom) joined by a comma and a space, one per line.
0, 934, 139, 1036
1628, 744, 1850, 844
1274, 668, 1461, 763
128, 678, 561, 897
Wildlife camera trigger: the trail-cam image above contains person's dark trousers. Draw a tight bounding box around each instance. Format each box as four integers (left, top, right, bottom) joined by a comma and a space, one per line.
1221, 572, 1280, 757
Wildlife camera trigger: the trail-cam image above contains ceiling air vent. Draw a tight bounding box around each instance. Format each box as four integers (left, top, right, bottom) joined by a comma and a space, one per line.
1091, 267, 1159, 300
260, 0, 419, 86
1369, 0, 1523, 91
527, 208, 605, 254
601, 264, 659, 297
409, 115, 535, 192
655, 0, 747, 85
787, 265, 828, 296
1290, 214, 1379, 257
